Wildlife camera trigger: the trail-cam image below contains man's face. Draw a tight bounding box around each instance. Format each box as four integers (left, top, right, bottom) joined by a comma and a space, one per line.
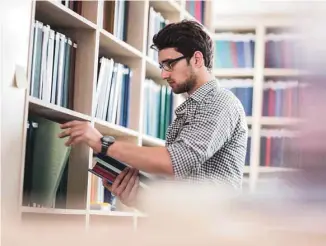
158, 48, 197, 94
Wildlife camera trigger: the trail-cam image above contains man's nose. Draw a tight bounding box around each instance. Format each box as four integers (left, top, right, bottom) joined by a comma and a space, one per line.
161, 69, 171, 79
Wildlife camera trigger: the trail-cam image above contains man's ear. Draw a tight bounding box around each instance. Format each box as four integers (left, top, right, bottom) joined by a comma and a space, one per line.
193, 51, 204, 67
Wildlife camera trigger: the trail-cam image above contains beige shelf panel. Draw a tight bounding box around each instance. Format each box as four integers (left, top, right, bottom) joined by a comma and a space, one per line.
29, 96, 92, 123
141, 134, 165, 147
89, 210, 135, 217
34, 0, 97, 30
21, 206, 87, 215
260, 117, 302, 126
214, 68, 255, 77
99, 29, 143, 60
149, 0, 182, 13
264, 68, 306, 77
258, 166, 299, 173
94, 118, 139, 144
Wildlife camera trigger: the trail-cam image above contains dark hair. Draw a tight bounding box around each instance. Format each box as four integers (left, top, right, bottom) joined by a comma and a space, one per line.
151, 19, 213, 71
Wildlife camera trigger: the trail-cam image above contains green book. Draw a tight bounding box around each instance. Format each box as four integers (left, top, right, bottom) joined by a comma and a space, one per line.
28, 115, 71, 207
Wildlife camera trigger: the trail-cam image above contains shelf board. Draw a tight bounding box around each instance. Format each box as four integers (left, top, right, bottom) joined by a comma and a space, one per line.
34, 0, 96, 29
21, 206, 86, 215
89, 210, 135, 217
246, 117, 253, 125
243, 166, 250, 174
261, 117, 301, 125
258, 166, 298, 173
149, 0, 182, 13
214, 68, 254, 77
141, 134, 165, 147
264, 68, 306, 77
99, 29, 143, 60
94, 118, 139, 140
29, 96, 92, 123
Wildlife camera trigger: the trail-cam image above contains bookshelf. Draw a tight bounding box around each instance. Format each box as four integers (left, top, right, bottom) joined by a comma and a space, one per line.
2, 0, 214, 230
211, 12, 306, 192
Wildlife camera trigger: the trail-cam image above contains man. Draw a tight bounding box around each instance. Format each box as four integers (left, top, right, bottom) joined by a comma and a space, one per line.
59, 20, 248, 207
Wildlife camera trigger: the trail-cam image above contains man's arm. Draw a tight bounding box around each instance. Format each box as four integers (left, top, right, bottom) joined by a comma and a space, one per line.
104, 141, 173, 175
58, 120, 173, 176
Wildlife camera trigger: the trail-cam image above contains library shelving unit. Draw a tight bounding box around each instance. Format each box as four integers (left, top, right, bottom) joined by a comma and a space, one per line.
210, 12, 306, 192
2, 0, 214, 231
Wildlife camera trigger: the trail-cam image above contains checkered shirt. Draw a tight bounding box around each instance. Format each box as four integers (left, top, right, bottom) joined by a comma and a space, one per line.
165, 79, 248, 189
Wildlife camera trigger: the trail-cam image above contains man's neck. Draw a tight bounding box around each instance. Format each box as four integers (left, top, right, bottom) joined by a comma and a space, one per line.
188, 71, 215, 95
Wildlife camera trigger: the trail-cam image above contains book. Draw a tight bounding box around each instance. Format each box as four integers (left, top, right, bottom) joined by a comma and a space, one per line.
89, 153, 153, 189
23, 115, 71, 208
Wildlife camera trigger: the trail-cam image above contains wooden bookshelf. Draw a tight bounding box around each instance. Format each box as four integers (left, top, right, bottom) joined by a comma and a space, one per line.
2, 0, 214, 230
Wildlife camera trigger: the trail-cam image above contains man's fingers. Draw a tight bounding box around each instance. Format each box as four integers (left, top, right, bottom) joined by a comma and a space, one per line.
112, 168, 129, 193
114, 168, 134, 196
58, 125, 85, 138
60, 120, 85, 129
126, 176, 139, 204
65, 135, 84, 146
123, 169, 138, 195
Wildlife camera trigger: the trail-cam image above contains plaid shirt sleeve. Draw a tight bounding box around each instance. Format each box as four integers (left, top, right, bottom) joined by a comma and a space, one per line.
166, 94, 240, 179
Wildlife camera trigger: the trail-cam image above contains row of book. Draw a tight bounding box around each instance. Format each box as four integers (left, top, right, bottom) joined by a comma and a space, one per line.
259, 129, 301, 168
147, 7, 169, 63
90, 173, 117, 211
23, 116, 70, 208
218, 79, 253, 116
262, 80, 306, 118
29, 20, 77, 109
103, 0, 128, 41
94, 57, 131, 127
245, 129, 302, 168
143, 79, 174, 140
60, 0, 82, 15
265, 33, 299, 69
185, 0, 206, 24
214, 33, 255, 69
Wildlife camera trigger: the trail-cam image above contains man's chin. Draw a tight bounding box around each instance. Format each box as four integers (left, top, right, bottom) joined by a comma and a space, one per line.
170, 86, 185, 94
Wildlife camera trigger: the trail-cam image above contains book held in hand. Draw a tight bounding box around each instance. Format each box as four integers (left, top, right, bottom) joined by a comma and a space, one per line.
89, 153, 153, 189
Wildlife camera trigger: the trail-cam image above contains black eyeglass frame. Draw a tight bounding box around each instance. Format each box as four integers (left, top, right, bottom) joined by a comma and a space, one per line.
159, 55, 187, 71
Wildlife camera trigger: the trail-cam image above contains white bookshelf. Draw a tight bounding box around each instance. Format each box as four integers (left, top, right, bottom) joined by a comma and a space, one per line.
211, 13, 304, 192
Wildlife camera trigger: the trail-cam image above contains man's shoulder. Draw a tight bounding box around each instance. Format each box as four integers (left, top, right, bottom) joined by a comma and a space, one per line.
200, 86, 245, 114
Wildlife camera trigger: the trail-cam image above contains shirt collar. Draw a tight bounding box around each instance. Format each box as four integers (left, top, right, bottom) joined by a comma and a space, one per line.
188, 79, 218, 102
174, 79, 218, 116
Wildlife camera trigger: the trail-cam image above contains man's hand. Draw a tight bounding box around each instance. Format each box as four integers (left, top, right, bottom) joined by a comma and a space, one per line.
58, 120, 103, 153
103, 167, 140, 207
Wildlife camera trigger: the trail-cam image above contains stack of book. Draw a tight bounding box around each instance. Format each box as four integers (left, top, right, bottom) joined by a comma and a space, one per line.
260, 128, 301, 168
217, 78, 253, 117
147, 7, 169, 63
143, 78, 174, 140
214, 33, 255, 68
265, 32, 298, 69
262, 80, 306, 118
185, 0, 206, 24
29, 20, 77, 109
102, 0, 129, 41
94, 56, 131, 127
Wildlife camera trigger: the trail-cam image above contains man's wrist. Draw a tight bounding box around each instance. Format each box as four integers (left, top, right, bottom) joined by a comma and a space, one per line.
91, 137, 102, 154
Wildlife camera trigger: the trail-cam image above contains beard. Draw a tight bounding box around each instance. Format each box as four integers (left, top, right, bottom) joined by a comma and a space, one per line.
170, 72, 197, 94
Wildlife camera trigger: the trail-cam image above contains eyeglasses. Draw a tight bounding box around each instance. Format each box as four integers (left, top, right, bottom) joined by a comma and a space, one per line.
159, 55, 187, 72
